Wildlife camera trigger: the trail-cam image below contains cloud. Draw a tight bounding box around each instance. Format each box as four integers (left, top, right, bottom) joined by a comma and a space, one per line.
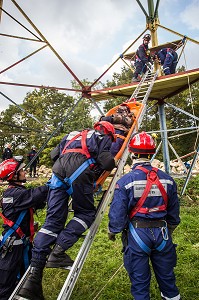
0, 0, 198, 113
180, 0, 199, 30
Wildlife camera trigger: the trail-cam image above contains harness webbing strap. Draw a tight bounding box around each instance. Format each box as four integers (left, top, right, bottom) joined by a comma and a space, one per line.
129, 222, 151, 254
129, 166, 168, 219
29, 208, 34, 242
62, 130, 91, 158
64, 158, 96, 195
129, 223, 167, 254
0, 210, 27, 247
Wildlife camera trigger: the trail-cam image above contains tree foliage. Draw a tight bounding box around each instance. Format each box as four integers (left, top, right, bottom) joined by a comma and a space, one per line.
102, 65, 199, 160
0, 88, 93, 165
0, 66, 198, 165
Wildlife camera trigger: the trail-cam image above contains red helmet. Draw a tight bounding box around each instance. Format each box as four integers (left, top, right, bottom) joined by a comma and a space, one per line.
94, 121, 116, 141
128, 132, 156, 154
0, 157, 25, 181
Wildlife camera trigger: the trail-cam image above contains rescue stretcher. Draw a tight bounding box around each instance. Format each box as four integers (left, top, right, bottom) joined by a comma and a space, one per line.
95, 100, 144, 191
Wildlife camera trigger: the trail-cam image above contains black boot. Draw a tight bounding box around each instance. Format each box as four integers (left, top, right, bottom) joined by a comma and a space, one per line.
46, 244, 74, 269
17, 266, 44, 300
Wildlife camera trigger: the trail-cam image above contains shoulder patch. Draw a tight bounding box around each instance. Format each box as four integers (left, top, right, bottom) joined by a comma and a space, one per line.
3, 197, 13, 204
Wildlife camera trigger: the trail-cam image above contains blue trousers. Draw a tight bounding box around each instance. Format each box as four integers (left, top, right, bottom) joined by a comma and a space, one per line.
123, 227, 180, 300
0, 244, 31, 300
162, 52, 178, 75
31, 182, 96, 267
133, 61, 147, 78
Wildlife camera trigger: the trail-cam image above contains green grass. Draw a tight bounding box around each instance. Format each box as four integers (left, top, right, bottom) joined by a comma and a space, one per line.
42, 204, 199, 300
0, 176, 199, 299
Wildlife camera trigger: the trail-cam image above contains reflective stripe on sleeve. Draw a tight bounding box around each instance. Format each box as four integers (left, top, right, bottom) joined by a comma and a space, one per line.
38, 228, 58, 238
72, 217, 88, 230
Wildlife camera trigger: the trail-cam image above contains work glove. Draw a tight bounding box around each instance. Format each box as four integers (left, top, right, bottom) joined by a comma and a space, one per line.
108, 229, 116, 241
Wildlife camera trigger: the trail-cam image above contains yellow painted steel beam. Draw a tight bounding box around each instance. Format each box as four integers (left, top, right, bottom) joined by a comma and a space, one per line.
158, 23, 199, 45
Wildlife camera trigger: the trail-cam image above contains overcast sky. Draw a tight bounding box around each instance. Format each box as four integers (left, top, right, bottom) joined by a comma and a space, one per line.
0, 0, 199, 112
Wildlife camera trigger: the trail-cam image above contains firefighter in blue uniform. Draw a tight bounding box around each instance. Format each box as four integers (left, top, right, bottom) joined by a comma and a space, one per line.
154, 48, 178, 75
27, 145, 39, 177
17, 121, 116, 300
132, 33, 152, 82
0, 157, 48, 300
108, 132, 181, 300
100, 103, 135, 156
2, 143, 13, 161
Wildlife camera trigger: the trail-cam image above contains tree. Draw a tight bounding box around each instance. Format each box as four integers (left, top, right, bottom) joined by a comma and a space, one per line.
0, 88, 94, 165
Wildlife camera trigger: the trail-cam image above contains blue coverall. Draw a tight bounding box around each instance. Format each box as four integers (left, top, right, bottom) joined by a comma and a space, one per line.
133, 43, 151, 79
27, 149, 39, 177
158, 48, 178, 75
31, 129, 115, 268
108, 160, 181, 300
0, 183, 47, 300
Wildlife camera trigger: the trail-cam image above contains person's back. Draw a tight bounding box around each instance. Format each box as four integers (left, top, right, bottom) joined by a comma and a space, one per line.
108, 132, 181, 300
16, 122, 116, 300
157, 48, 178, 75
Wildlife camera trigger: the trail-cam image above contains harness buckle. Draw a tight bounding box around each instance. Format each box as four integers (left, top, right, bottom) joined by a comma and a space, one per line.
1, 236, 16, 258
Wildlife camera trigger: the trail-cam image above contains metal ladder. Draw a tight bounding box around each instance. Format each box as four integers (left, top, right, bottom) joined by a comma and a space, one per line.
128, 68, 158, 104
9, 69, 158, 300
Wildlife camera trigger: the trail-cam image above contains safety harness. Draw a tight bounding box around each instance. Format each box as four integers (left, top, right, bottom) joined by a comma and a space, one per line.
129, 166, 168, 219
135, 44, 149, 62
129, 166, 169, 254
0, 203, 34, 270
49, 130, 96, 195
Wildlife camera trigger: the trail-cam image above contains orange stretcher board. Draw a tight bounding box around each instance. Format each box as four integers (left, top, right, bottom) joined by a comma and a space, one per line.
94, 101, 144, 191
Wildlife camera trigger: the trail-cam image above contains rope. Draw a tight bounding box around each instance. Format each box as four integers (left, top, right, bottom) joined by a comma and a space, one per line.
91, 263, 124, 300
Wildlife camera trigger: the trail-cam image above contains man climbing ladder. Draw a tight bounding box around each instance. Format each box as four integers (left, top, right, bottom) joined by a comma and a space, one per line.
15, 122, 116, 300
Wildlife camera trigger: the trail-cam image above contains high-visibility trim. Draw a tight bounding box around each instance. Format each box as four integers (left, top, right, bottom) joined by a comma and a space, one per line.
72, 217, 88, 230
125, 179, 173, 190
161, 292, 181, 300
38, 228, 58, 238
